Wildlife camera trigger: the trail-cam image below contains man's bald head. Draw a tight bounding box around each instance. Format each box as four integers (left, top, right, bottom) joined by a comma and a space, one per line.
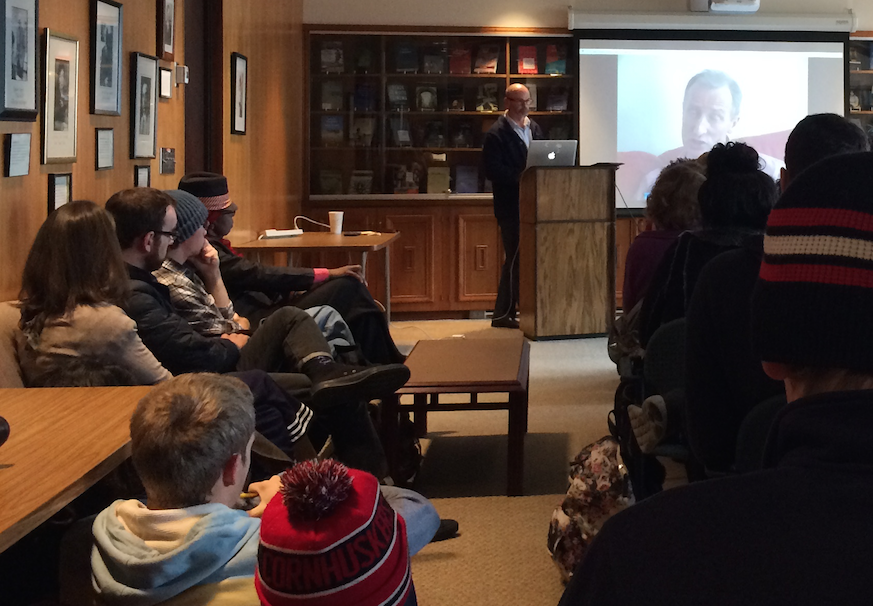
504, 84, 531, 122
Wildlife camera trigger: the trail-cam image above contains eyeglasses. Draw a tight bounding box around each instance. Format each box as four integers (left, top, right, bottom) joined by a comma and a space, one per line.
506, 97, 532, 105
154, 230, 178, 242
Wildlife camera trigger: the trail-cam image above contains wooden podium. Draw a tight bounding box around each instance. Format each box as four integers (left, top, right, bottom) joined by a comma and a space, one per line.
518, 165, 617, 339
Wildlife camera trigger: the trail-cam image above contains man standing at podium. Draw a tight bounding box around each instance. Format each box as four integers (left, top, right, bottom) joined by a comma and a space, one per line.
483, 83, 544, 329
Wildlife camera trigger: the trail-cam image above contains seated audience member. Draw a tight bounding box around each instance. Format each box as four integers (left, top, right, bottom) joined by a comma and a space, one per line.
178, 172, 405, 364
104, 187, 409, 410
639, 142, 777, 346
91, 375, 438, 605
622, 158, 705, 313
684, 113, 870, 473
558, 151, 873, 605
256, 459, 418, 606
17, 200, 171, 386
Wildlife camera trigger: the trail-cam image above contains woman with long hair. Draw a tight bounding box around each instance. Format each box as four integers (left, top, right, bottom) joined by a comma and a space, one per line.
17, 200, 170, 386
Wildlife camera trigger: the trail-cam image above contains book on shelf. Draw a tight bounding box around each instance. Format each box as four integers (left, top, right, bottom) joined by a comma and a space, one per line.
473, 45, 499, 74
353, 82, 376, 111
545, 44, 566, 75
351, 117, 375, 147
355, 48, 374, 74
387, 83, 409, 110
390, 117, 412, 147
476, 83, 499, 112
388, 163, 420, 194
528, 84, 538, 110
416, 85, 438, 111
455, 165, 479, 194
423, 54, 445, 74
320, 41, 344, 74
548, 123, 570, 140
424, 121, 446, 148
319, 169, 343, 194
449, 46, 471, 74
446, 84, 465, 111
518, 45, 538, 74
450, 121, 474, 148
395, 42, 418, 73
320, 80, 344, 111
348, 170, 374, 195
427, 166, 451, 193
320, 115, 344, 146
546, 87, 569, 112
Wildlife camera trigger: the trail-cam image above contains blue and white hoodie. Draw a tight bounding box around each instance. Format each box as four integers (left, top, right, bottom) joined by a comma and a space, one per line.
91, 499, 260, 606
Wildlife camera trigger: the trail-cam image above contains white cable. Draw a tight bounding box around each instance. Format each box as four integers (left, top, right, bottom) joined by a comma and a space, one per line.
293, 215, 330, 230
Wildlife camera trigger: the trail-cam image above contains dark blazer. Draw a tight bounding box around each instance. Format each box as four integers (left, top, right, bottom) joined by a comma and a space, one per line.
482, 115, 544, 223
123, 264, 239, 375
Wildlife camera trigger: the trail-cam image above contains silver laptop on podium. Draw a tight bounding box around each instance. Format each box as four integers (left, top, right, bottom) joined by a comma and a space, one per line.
525, 140, 578, 169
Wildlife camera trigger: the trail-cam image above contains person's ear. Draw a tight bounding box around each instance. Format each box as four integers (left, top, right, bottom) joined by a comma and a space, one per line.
780, 167, 789, 192
221, 453, 243, 487
761, 361, 789, 381
140, 232, 156, 253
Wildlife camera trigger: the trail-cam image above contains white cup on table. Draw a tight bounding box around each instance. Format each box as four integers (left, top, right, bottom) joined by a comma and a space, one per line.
329, 211, 344, 235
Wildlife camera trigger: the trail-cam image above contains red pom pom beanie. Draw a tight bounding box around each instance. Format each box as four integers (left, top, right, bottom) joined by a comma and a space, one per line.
256, 460, 415, 606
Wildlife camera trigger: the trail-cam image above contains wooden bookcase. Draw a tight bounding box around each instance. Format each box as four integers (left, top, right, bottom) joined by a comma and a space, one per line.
304, 27, 579, 315
849, 34, 873, 133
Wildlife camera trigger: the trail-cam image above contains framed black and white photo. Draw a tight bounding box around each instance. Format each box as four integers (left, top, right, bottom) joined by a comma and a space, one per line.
95, 127, 113, 170
4, 131, 30, 176
156, 0, 174, 61
42, 29, 78, 164
134, 164, 150, 187
90, 0, 122, 115
48, 172, 71, 212
159, 66, 171, 99
130, 52, 157, 159
231, 52, 247, 134
1, 0, 39, 121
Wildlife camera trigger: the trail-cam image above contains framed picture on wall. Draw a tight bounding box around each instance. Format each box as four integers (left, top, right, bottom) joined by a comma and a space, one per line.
134, 164, 150, 187
48, 172, 72, 212
130, 52, 157, 159
1, 0, 39, 121
42, 29, 79, 164
159, 66, 172, 99
4, 132, 30, 176
231, 52, 247, 134
95, 127, 113, 170
156, 0, 174, 61
90, 0, 122, 115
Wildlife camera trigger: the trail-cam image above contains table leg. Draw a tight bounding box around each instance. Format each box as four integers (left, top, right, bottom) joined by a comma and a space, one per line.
384, 247, 391, 321
507, 390, 528, 496
413, 393, 428, 438
381, 394, 400, 483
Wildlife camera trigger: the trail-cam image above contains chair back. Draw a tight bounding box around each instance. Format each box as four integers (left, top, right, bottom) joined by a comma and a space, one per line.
0, 301, 24, 388
734, 393, 787, 473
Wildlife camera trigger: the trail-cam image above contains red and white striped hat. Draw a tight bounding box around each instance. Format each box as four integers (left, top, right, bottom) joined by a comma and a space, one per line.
256, 460, 414, 606
178, 171, 232, 211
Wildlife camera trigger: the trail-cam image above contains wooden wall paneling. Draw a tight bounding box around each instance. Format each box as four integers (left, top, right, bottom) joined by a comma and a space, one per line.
0, 0, 186, 301
222, 0, 304, 246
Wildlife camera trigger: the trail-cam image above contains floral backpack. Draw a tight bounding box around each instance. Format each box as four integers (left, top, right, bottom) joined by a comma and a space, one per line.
547, 436, 633, 582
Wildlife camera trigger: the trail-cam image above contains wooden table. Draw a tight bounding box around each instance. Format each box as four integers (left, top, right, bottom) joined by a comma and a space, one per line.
0, 386, 152, 554
234, 232, 401, 319
381, 338, 530, 496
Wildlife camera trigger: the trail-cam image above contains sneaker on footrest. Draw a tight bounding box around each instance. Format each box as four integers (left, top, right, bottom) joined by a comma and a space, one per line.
309, 363, 410, 410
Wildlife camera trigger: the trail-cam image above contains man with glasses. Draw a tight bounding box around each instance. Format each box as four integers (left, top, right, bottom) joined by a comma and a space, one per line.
483, 83, 543, 329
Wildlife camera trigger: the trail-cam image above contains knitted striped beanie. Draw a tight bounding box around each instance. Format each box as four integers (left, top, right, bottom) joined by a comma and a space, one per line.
256, 460, 414, 606
751, 151, 873, 370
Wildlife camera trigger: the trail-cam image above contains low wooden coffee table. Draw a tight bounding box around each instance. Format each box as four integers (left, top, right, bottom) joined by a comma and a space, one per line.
381, 338, 530, 496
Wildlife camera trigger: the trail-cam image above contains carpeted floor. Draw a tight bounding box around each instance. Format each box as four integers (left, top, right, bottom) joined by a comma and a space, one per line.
388, 320, 620, 605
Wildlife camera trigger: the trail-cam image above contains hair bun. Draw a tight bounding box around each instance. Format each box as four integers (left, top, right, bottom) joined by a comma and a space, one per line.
706, 142, 760, 177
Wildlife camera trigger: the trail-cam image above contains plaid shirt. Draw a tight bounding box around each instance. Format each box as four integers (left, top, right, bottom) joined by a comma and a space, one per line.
153, 258, 243, 336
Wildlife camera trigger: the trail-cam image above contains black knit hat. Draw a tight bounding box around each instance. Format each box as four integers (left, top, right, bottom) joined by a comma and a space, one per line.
178, 172, 231, 211
751, 151, 873, 371
164, 190, 208, 243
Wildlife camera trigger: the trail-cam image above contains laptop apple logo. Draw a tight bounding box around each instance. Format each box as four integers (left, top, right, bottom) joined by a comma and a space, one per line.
548, 151, 556, 160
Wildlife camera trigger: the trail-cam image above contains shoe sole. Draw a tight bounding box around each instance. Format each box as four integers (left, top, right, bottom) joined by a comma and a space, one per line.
310, 364, 410, 410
